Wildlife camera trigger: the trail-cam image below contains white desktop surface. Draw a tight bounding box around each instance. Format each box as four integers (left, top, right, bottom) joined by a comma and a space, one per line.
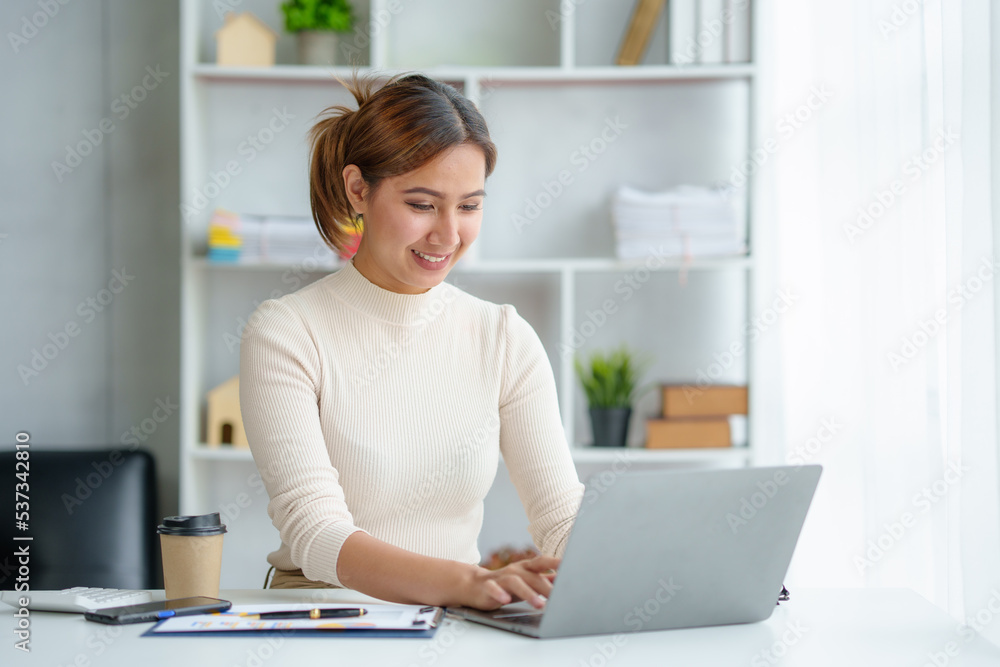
4, 588, 1000, 666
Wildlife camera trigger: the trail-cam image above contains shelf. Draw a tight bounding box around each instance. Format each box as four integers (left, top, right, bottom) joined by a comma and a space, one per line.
190, 256, 753, 274
570, 446, 751, 464
188, 444, 749, 466
190, 445, 254, 461
179, 0, 763, 589
188, 64, 756, 84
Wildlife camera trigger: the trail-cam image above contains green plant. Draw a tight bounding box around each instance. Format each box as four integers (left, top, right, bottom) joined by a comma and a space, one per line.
574, 346, 653, 409
280, 0, 354, 32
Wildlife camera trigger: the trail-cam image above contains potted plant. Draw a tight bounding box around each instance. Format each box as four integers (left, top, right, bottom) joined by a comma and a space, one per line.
280, 0, 355, 66
575, 346, 652, 447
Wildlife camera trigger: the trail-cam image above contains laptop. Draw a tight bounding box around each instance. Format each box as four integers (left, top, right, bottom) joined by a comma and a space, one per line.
448, 464, 821, 638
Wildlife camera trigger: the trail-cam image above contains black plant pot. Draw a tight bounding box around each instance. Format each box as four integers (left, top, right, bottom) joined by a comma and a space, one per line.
588, 407, 632, 447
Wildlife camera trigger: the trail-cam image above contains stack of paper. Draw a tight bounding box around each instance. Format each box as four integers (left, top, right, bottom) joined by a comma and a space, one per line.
207, 209, 337, 267
611, 184, 747, 260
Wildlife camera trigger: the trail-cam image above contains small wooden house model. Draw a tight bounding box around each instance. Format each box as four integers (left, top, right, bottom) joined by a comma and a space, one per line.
206, 375, 248, 448
215, 12, 277, 67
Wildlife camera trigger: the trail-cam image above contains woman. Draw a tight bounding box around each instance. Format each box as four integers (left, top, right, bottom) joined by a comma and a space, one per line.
239, 73, 584, 611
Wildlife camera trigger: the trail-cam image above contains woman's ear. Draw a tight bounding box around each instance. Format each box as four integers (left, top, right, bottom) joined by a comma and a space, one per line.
342, 164, 368, 216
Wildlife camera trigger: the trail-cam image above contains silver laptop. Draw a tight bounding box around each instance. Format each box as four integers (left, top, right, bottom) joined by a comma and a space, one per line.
448, 464, 821, 639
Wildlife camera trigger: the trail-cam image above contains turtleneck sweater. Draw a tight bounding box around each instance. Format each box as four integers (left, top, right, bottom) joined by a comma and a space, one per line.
239, 260, 585, 587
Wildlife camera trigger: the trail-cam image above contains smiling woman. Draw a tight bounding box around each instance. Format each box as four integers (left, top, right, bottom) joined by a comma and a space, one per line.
308, 72, 496, 289
238, 73, 585, 611
344, 144, 487, 294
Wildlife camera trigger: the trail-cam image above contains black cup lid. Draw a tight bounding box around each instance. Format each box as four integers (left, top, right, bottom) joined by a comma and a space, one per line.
157, 512, 227, 536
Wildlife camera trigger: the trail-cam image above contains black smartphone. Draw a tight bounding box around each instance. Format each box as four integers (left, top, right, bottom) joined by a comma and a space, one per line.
83, 596, 231, 624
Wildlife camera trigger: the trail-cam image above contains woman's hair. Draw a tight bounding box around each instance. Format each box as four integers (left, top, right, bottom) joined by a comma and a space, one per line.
308, 72, 498, 255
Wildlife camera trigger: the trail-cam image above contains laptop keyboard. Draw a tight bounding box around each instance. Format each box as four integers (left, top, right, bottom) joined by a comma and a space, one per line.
495, 612, 543, 626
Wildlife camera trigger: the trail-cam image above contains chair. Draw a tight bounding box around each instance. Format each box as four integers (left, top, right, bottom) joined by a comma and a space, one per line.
0, 448, 159, 590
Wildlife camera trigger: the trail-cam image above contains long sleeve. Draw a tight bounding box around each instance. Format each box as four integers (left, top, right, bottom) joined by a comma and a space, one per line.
498, 305, 585, 557
239, 297, 368, 587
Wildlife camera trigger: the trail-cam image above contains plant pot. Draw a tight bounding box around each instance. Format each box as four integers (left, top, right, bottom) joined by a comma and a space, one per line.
588, 407, 632, 447
297, 30, 340, 66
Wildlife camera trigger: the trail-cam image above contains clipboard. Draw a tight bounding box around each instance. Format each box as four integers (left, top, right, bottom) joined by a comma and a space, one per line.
141, 603, 445, 638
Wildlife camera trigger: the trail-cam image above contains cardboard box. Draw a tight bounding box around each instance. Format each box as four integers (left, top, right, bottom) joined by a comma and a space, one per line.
662, 385, 748, 418
646, 418, 731, 449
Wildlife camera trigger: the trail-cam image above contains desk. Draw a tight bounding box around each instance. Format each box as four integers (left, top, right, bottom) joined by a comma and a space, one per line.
4, 588, 1000, 666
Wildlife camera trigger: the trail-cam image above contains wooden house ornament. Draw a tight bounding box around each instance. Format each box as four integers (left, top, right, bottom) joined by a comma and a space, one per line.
215, 12, 277, 67
206, 375, 248, 448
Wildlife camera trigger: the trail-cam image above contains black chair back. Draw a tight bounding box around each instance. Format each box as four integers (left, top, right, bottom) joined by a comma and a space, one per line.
0, 448, 159, 590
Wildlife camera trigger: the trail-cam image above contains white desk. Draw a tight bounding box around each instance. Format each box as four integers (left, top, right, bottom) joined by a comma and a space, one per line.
4, 588, 1000, 666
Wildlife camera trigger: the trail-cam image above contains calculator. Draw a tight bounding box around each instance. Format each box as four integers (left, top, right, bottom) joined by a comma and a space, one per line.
0, 587, 154, 613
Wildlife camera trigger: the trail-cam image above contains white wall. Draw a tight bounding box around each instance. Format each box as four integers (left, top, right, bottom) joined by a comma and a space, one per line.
0, 1, 181, 522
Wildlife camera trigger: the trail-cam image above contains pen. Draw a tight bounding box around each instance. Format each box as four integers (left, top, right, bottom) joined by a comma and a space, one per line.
239, 608, 367, 620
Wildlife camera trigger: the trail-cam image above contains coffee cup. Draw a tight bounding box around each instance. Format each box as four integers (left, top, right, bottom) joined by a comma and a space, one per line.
157, 513, 227, 599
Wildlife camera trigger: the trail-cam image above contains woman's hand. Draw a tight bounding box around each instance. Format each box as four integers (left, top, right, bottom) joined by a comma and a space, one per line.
459, 555, 561, 611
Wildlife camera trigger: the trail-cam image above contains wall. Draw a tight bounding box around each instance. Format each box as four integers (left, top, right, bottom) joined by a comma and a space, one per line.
0, 1, 181, 523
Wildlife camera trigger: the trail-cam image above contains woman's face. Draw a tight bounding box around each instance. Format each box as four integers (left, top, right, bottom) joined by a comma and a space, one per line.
345, 144, 486, 295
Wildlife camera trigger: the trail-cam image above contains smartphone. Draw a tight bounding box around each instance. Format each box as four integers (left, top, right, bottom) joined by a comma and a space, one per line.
83, 596, 231, 624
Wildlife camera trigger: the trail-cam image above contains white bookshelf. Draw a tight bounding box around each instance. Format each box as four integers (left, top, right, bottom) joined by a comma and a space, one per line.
179, 0, 762, 587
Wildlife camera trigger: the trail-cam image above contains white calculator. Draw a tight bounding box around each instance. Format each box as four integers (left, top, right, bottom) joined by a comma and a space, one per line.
0, 587, 154, 613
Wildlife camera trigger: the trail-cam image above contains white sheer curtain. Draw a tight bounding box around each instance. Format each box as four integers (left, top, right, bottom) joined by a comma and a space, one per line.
759, 0, 1000, 643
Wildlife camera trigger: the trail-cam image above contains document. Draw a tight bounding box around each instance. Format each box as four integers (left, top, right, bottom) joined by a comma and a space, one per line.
143, 602, 443, 638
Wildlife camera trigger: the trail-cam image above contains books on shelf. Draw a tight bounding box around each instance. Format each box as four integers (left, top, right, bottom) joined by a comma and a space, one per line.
668, 0, 752, 65
646, 385, 748, 448
616, 0, 667, 66
724, 0, 752, 63
207, 209, 338, 267
611, 184, 747, 260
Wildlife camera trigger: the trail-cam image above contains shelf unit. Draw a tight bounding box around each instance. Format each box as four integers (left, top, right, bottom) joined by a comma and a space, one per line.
180, 0, 761, 586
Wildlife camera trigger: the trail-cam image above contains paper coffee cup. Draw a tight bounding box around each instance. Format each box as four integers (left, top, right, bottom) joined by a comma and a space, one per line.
157, 513, 227, 600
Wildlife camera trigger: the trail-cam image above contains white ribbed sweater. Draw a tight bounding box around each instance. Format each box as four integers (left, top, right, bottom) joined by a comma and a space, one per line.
239, 260, 584, 587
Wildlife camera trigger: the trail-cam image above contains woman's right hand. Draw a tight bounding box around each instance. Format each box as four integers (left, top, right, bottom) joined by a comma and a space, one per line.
460, 555, 561, 611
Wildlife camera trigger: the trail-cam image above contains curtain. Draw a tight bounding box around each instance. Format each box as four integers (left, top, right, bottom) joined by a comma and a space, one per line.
760, 0, 1000, 644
